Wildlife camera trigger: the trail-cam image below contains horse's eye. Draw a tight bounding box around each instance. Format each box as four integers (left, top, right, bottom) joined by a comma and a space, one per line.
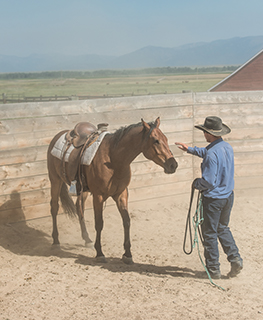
154, 139, 160, 144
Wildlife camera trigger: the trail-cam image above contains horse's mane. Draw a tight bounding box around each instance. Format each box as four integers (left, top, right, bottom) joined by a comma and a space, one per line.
112, 121, 156, 146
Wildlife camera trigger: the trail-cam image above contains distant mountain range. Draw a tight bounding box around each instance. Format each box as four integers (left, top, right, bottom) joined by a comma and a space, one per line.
1, 36, 263, 73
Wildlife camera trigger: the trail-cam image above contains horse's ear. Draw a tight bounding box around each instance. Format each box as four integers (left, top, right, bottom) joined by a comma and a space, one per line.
141, 118, 151, 130
154, 117, 160, 128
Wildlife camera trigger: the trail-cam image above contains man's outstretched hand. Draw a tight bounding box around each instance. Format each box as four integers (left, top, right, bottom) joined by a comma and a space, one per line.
175, 142, 189, 152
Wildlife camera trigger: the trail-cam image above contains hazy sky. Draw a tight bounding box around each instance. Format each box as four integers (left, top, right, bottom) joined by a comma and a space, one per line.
1, 0, 263, 57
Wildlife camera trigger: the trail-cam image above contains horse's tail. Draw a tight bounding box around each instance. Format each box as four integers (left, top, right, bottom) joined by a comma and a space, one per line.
60, 182, 77, 218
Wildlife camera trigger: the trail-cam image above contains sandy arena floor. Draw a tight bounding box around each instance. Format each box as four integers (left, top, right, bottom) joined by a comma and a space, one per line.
0, 188, 262, 320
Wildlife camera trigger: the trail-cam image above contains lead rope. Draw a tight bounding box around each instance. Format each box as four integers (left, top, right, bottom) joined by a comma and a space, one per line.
184, 183, 225, 291
183, 184, 194, 255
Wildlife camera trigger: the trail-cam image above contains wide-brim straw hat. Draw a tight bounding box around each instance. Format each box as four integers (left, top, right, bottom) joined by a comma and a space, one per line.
195, 116, 231, 136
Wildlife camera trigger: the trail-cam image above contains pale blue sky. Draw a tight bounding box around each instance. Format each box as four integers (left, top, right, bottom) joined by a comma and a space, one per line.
1, 0, 262, 57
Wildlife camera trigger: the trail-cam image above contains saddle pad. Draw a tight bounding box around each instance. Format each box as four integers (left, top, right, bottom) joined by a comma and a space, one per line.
81, 131, 109, 165
51, 131, 109, 165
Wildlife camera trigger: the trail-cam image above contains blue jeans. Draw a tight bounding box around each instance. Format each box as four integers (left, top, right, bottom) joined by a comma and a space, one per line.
201, 192, 242, 272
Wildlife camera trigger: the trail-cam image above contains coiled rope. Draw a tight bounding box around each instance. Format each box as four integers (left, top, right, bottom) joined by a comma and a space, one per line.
183, 183, 225, 291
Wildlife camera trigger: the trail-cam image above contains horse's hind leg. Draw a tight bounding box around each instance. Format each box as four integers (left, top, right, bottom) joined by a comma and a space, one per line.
50, 178, 63, 245
76, 192, 92, 245
93, 194, 106, 262
113, 189, 133, 264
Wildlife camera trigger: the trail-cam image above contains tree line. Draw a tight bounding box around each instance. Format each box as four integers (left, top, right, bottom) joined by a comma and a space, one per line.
0, 66, 239, 80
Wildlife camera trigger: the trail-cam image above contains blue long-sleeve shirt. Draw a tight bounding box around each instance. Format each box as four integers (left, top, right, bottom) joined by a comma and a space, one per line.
187, 138, 234, 199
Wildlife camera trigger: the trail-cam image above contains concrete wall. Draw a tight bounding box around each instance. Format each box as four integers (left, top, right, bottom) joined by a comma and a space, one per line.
0, 91, 262, 223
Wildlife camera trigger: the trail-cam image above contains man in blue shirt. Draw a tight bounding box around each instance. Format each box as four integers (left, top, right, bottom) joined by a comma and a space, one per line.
176, 116, 243, 279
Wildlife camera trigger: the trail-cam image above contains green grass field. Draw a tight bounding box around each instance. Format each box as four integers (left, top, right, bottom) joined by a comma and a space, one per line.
0, 73, 228, 100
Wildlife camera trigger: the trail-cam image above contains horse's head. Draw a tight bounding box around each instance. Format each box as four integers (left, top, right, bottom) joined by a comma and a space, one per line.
141, 117, 178, 174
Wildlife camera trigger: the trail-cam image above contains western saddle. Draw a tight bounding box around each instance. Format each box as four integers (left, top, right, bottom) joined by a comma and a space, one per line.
65, 122, 108, 148
62, 121, 108, 195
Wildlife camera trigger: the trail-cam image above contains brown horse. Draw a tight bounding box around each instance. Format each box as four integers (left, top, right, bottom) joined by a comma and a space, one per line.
47, 117, 178, 264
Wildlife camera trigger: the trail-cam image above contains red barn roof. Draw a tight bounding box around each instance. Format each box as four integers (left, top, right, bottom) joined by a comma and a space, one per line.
209, 50, 263, 92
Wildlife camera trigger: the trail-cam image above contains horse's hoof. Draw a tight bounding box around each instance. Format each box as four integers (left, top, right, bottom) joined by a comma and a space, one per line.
122, 255, 134, 265
85, 241, 94, 248
51, 243, 61, 251
96, 255, 107, 263
84, 237, 93, 245
52, 242, 60, 246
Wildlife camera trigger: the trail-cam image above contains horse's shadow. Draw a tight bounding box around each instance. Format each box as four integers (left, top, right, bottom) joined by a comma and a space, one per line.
75, 255, 200, 279
0, 190, 79, 260
0, 220, 80, 260
0, 222, 198, 278
0, 191, 201, 279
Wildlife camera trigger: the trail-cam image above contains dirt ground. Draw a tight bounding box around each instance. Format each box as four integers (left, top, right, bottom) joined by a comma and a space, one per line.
0, 188, 262, 320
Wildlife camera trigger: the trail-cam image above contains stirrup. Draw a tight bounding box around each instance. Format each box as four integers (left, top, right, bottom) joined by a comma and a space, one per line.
69, 180, 77, 196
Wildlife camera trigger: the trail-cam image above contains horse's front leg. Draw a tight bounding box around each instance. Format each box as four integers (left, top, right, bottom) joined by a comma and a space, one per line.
93, 194, 106, 262
114, 188, 133, 264
76, 191, 92, 246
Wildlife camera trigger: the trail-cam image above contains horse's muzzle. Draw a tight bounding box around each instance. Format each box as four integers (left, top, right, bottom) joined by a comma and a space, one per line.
164, 157, 178, 174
